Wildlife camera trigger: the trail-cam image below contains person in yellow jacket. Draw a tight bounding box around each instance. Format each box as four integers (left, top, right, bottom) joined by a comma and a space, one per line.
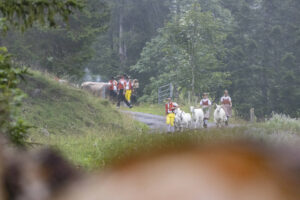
125, 76, 133, 103
165, 98, 177, 132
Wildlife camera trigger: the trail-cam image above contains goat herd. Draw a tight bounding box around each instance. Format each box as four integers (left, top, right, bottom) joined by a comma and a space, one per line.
173, 105, 228, 131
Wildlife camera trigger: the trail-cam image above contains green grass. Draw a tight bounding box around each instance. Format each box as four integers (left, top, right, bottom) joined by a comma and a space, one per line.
20, 71, 299, 170
32, 127, 249, 169
31, 119, 300, 170
20, 70, 146, 137
30, 113, 300, 170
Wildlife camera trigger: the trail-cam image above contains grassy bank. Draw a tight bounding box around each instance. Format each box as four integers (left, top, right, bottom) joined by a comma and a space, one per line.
19, 72, 299, 169
33, 114, 300, 169
20, 71, 146, 136
33, 127, 248, 169
19, 71, 148, 167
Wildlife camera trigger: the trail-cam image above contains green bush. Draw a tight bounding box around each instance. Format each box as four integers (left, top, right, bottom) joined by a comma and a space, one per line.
260, 114, 300, 135
0, 47, 30, 146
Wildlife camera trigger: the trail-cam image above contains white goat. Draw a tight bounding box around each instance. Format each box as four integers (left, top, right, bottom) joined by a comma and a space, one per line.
190, 106, 204, 129
175, 108, 192, 131
214, 105, 227, 128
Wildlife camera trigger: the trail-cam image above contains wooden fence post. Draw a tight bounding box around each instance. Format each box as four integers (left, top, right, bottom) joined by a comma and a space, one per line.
250, 108, 255, 123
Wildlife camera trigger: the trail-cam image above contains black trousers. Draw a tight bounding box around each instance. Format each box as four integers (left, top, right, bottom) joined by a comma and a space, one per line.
109, 90, 117, 101
117, 89, 131, 107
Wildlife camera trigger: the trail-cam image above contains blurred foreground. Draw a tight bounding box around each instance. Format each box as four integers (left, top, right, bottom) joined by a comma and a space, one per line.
1, 136, 299, 200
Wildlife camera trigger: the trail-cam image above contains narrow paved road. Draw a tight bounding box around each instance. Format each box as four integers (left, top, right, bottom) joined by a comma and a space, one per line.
122, 111, 167, 132
122, 111, 215, 132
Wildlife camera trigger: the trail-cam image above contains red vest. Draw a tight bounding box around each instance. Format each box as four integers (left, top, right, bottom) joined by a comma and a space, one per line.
202, 100, 209, 106
109, 80, 116, 90
128, 80, 132, 90
118, 78, 126, 90
165, 102, 174, 114
222, 97, 231, 105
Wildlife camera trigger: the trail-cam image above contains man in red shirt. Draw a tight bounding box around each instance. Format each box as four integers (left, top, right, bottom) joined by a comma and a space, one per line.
117, 75, 132, 108
109, 76, 118, 102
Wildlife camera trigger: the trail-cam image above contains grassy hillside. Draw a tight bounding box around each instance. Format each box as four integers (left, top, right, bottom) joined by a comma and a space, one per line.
18, 71, 149, 168
33, 115, 300, 169
17, 71, 299, 169
20, 71, 146, 137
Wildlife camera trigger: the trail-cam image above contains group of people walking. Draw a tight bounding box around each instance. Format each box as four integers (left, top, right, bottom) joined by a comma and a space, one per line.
108, 74, 134, 109
165, 90, 232, 130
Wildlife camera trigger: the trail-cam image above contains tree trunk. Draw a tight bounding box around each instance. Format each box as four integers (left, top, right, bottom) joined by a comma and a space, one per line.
118, 0, 126, 70
191, 64, 195, 98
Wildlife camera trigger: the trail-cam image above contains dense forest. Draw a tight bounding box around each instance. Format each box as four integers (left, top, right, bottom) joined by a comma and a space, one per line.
1, 0, 299, 119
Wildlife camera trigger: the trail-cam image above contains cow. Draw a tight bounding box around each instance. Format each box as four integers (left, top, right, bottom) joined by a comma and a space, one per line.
81, 82, 110, 98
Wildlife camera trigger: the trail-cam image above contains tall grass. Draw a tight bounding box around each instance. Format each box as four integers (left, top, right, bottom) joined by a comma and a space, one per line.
31, 114, 300, 170
23, 71, 300, 170
244, 114, 300, 146
32, 127, 249, 169
255, 114, 300, 135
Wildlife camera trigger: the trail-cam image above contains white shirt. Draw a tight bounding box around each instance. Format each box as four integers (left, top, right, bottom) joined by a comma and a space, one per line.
221, 96, 232, 104
125, 81, 131, 90
113, 81, 117, 91
200, 98, 212, 106
109, 80, 118, 91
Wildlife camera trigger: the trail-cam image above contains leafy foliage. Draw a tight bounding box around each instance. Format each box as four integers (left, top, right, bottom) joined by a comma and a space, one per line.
0, 47, 31, 145
133, 0, 299, 119
2, 0, 109, 81
0, 0, 81, 146
133, 1, 231, 103
223, 0, 300, 118
0, 0, 82, 31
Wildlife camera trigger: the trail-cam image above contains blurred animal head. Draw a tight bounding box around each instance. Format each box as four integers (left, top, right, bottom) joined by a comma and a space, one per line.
1, 139, 299, 200
53, 142, 300, 200
1, 148, 78, 200
174, 107, 181, 115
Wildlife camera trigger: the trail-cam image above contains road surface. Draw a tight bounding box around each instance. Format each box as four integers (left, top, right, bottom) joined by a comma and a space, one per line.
122, 111, 215, 132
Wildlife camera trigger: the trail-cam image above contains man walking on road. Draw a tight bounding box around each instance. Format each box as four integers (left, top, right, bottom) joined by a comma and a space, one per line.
109, 76, 118, 102
117, 75, 132, 109
165, 98, 176, 132
221, 90, 232, 126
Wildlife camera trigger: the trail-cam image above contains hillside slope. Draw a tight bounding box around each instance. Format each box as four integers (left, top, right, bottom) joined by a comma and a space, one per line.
19, 71, 142, 137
